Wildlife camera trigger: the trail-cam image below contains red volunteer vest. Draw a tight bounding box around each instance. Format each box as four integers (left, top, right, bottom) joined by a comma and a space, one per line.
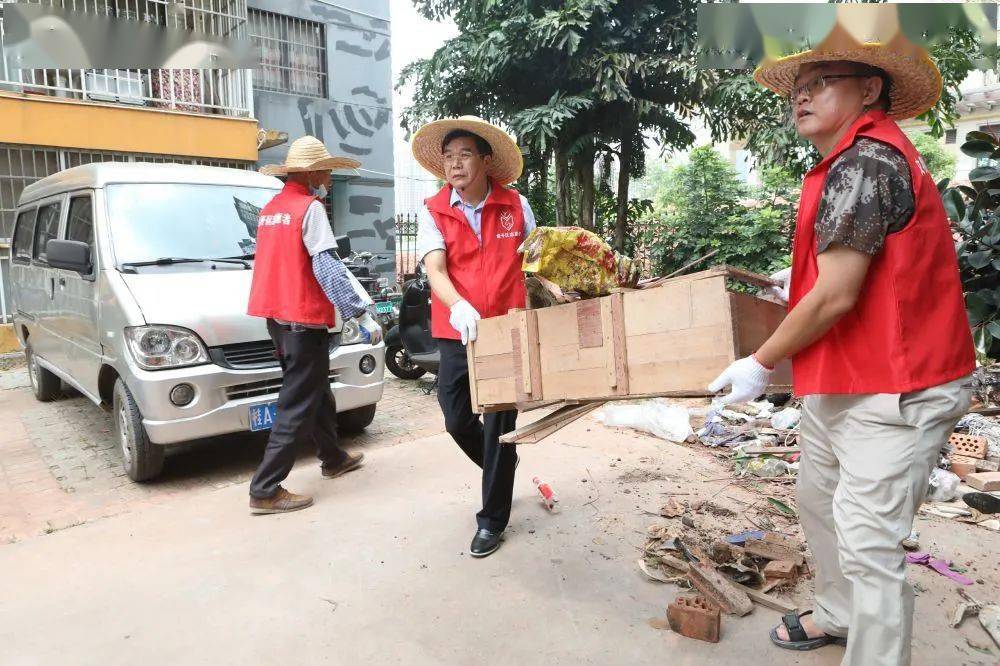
247, 181, 336, 327
426, 181, 527, 340
789, 110, 975, 395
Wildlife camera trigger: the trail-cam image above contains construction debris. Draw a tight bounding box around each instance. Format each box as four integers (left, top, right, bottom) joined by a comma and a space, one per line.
687, 562, 754, 617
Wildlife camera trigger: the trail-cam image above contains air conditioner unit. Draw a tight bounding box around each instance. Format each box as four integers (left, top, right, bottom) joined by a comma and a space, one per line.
85, 71, 145, 105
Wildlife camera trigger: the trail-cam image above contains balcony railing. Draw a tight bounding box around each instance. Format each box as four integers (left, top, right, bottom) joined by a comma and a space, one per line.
0, 0, 253, 118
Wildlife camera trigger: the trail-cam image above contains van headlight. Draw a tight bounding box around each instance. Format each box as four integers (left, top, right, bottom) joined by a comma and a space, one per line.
125, 325, 210, 370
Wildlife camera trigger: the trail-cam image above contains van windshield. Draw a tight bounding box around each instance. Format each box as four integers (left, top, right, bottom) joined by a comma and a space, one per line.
106, 183, 278, 266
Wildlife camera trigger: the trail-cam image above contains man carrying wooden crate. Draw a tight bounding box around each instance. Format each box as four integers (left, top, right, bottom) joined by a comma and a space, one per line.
411, 117, 537, 557
708, 25, 975, 666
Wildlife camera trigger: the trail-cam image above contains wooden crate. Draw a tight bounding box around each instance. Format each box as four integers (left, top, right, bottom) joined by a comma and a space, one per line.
467, 266, 792, 413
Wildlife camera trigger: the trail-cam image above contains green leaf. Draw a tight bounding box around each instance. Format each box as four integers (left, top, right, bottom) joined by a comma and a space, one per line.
974, 327, 988, 355
969, 166, 1000, 182
965, 131, 996, 144
968, 250, 993, 269
986, 320, 1000, 341
766, 497, 797, 517
961, 140, 997, 159
942, 188, 966, 221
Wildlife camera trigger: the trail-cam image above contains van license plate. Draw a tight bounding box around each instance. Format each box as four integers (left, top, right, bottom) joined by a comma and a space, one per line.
375, 301, 394, 314
249, 402, 277, 432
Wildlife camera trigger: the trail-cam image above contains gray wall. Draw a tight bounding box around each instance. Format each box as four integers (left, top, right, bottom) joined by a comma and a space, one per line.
251, 0, 395, 277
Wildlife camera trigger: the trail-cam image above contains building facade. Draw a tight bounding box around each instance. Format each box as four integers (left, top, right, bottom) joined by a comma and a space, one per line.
248, 0, 395, 279
0, 0, 259, 343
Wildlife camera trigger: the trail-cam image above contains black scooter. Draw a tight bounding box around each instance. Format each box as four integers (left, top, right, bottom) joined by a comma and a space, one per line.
384, 266, 439, 381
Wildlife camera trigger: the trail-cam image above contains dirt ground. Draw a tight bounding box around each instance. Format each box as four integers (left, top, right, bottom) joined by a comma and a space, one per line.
1, 381, 998, 664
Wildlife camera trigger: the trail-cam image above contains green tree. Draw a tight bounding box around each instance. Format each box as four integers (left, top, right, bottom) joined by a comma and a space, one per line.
645, 146, 791, 277
399, 0, 713, 250
909, 132, 956, 182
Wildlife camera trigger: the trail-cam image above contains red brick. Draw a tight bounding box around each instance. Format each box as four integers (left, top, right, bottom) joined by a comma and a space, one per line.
667, 595, 721, 643
949, 433, 988, 459
762, 560, 798, 581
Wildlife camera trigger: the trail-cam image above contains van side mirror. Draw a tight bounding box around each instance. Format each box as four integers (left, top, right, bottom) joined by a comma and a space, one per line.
335, 235, 352, 260
47, 239, 92, 274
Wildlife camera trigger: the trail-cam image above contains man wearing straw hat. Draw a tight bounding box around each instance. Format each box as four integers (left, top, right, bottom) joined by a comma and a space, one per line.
707, 10, 975, 664
246, 136, 383, 514
412, 117, 536, 557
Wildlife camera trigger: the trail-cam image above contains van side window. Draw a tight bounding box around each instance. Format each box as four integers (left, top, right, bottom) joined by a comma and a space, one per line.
33, 203, 62, 264
12, 209, 37, 263
67, 196, 95, 247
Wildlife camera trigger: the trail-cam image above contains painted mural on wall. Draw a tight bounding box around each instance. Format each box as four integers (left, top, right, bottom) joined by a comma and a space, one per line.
252, 0, 396, 277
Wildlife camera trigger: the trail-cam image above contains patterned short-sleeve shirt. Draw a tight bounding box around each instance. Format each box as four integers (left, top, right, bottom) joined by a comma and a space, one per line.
814, 137, 915, 256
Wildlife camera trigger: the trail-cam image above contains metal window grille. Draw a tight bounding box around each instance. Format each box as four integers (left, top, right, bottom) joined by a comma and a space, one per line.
248, 8, 325, 98
0, 142, 253, 322
945, 128, 958, 145
394, 213, 418, 284
0, 0, 253, 117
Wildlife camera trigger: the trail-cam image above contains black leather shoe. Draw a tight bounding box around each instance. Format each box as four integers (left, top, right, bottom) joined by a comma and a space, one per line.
963, 492, 1000, 515
470, 528, 504, 558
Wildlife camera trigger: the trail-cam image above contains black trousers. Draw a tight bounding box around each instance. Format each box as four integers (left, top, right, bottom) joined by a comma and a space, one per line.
437, 338, 518, 532
250, 319, 349, 499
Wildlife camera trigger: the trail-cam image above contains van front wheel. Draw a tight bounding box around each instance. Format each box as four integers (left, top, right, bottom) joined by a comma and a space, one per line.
337, 404, 377, 433
113, 378, 164, 482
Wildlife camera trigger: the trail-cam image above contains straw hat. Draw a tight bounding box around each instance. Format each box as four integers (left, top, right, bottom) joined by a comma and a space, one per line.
412, 116, 524, 185
259, 135, 361, 176
753, 5, 942, 120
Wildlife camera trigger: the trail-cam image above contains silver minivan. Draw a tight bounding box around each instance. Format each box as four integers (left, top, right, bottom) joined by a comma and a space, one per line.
10, 163, 385, 481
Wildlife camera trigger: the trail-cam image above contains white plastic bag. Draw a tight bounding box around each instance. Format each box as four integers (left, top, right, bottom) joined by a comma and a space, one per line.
596, 400, 693, 443
771, 407, 802, 430
926, 468, 961, 503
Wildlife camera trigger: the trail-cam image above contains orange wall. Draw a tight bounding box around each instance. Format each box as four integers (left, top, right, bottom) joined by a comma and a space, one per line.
0, 93, 258, 161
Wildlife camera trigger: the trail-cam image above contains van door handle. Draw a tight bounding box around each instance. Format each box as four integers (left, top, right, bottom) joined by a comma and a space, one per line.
58, 278, 66, 287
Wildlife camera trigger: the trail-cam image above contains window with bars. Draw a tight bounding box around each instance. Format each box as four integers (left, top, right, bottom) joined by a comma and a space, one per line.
945, 128, 957, 145
248, 9, 326, 98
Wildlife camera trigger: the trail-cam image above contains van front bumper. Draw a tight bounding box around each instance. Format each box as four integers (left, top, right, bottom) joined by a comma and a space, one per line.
134, 343, 385, 445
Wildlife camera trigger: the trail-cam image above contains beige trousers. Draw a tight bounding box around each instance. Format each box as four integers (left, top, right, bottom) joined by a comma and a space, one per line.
797, 375, 971, 666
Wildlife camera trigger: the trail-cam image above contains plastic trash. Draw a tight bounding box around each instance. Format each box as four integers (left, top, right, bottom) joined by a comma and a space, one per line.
926, 468, 962, 503
771, 407, 802, 430
596, 400, 693, 443
532, 476, 557, 511
746, 458, 792, 478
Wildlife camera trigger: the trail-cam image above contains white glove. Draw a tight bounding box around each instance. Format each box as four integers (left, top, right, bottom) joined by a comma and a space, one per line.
357, 312, 383, 345
708, 355, 773, 407
449, 299, 481, 345
768, 267, 791, 304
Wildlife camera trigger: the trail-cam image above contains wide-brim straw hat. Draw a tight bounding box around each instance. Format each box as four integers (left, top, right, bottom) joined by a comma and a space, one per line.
412, 116, 524, 186
753, 5, 942, 120
260, 135, 361, 176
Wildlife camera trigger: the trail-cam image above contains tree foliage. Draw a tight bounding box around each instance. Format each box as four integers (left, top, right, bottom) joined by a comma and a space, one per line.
643, 146, 794, 277
941, 132, 1000, 361
909, 132, 956, 182
399, 0, 714, 250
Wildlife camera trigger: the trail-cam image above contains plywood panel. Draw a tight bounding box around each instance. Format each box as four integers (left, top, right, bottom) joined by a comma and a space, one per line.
628, 356, 733, 395
541, 367, 617, 400
476, 377, 517, 407
625, 326, 732, 365
576, 299, 604, 348
475, 315, 515, 355
540, 344, 608, 373
535, 303, 581, 347
690, 275, 731, 327
474, 352, 516, 380
730, 292, 786, 358
623, 282, 693, 337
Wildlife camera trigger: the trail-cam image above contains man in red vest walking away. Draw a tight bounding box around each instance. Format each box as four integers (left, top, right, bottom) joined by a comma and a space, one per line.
246, 136, 383, 514
412, 117, 536, 557
709, 25, 975, 666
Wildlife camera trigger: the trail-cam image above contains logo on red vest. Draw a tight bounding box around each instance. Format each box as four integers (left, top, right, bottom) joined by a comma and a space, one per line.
499, 210, 515, 231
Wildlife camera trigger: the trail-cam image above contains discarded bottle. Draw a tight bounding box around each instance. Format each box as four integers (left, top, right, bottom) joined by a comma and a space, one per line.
532, 476, 557, 511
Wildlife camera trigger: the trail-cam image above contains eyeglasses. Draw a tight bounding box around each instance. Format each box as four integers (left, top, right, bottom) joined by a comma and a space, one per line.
442, 150, 478, 165
789, 74, 872, 103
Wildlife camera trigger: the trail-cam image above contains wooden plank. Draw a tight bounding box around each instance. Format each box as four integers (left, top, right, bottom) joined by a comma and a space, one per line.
627, 356, 732, 395
539, 344, 607, 373
610, 291, 628, 395
687, 563, 754, 617
744, 538, 805, 566
512, 403, 604, 444
734, 582, 798, 614
740, 446, 801, 455
535, 301, 581, 347
576, 299, 604, 348
524, 310, 542, 399
467, 340, 481, 413
622, 281, 693, 337
600, 297, 617, 389
499, 402, 603, 444
689, 274, 730, 328
473, 352, 516, 381
714, 265, 780, 290
625, 326, 732, 365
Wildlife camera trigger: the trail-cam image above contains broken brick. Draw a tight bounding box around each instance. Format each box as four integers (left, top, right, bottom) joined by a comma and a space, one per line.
687, 563, 754, 616
950, 455, 978, 480
744, 538, 805, 566
667, 595, 721, 643
966, 471, 1000, 492
763, 560, 798, 581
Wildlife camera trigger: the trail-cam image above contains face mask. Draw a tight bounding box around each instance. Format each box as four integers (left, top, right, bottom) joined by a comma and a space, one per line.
312, 184, 328, 199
